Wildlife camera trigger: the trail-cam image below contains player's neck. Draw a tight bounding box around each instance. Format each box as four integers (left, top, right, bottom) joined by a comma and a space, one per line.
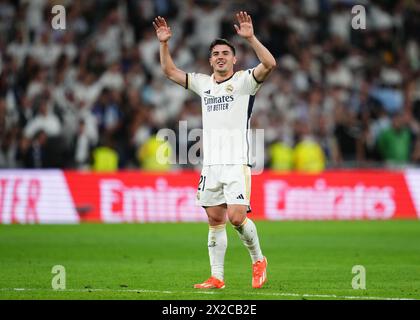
213, 70, 234, 83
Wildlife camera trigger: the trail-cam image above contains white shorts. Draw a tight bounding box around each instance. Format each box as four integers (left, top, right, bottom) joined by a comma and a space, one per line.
196, 164, 252, 207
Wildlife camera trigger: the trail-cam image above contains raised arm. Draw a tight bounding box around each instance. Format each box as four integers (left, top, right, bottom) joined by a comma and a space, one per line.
234, 11, 276, 83
153, 16, 187, 88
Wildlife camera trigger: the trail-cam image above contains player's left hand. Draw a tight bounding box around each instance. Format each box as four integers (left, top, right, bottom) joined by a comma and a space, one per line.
234, 11, 254, 40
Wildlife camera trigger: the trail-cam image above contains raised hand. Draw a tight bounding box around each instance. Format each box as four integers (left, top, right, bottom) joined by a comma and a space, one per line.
153, 16, 172, 43
234, 11, 254, 40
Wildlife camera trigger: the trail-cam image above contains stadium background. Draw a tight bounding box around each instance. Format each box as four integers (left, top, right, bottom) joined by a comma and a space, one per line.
0, 0, 420, 301
0, 0, 419, 222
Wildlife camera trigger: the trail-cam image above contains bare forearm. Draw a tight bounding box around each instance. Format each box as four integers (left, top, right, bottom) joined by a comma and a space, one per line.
245, 35, 276, 82
160, 42, 176, 74
234, 11, 275, 82
246, 35, 276, 69
159, 42, 186, 87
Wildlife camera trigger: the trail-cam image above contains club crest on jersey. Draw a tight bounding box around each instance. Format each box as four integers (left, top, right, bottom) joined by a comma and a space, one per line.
225, 84, 234, 93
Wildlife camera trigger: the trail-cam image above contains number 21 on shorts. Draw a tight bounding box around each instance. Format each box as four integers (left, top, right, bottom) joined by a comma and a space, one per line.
198, 175, 207, 191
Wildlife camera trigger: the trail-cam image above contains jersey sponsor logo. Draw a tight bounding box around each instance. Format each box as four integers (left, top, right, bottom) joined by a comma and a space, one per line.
203, 95, 234, 105
204, 95, 234, 112
264, 179, 398, 220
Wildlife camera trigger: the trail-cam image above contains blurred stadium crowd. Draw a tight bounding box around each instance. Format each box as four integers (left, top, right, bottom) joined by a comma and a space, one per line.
0, 0, 419, 171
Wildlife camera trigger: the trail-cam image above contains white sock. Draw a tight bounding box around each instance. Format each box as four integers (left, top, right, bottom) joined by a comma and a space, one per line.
234, 218, 264, 263
208, 224, 227, 281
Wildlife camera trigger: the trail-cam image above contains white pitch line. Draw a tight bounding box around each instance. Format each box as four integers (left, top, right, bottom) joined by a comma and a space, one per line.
0, 288, 417, 300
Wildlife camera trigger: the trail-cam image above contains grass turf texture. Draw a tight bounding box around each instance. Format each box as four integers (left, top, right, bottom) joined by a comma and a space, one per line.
0, 220, 419, 300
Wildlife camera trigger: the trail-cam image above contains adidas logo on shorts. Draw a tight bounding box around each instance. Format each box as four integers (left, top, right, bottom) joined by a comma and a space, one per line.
236, 194, 244, 200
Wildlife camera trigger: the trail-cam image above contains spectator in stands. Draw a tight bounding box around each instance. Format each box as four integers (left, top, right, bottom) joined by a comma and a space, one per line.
20, 130, 49, 168
293, 120, 326, 173
137, 128, 173, 172
316, 114, 340, 168
71, 119, 94, 170
268, 140, 293, 172
91, 136, 119, 172
23, 96, 62, 139
0, 129, 18, 168
333, 105, 362, 166
377, 111, 413, 166
91, 87, 123, 138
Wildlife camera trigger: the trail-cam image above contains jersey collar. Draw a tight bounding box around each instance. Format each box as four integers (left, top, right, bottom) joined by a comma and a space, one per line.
212, 72, 235, 85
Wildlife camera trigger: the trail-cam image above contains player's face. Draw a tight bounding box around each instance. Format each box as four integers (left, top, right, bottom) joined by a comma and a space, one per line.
209, 44, 236, 74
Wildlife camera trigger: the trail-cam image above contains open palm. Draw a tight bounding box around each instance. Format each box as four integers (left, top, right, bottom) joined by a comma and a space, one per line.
234, 11, 254, 39
153, 16, 172, 42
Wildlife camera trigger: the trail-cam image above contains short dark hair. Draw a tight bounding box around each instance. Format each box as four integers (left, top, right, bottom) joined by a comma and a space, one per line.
209, 38, 236, 57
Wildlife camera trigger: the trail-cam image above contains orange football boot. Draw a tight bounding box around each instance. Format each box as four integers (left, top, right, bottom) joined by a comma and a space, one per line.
252, 257, 267, 288
194, 276, 225, 289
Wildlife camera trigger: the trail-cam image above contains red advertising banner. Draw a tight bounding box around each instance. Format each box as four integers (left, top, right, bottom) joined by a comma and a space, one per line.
259, 171, 418, 220
64, 170, 419, 222
64, 171, 207, 223
0, 170, 79, 224
0, 169, 419, 223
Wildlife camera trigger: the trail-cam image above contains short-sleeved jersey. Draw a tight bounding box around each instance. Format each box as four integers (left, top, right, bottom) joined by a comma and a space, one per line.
187, 69, 262, 165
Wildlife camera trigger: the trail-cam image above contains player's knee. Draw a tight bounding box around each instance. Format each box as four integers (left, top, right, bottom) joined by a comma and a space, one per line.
228, 211, 246, 227
205, 205, 227, 225
208, 216, 225, 225
227, 205, 248, 226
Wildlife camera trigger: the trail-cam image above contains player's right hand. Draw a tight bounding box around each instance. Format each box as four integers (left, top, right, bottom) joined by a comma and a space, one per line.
153, 16, 172, 43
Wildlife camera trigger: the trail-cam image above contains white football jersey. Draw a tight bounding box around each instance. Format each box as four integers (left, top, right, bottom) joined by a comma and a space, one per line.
187, 69, 262, 165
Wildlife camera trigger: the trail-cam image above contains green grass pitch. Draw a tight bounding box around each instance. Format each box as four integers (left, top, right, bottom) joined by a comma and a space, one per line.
0, 220, 419, 300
